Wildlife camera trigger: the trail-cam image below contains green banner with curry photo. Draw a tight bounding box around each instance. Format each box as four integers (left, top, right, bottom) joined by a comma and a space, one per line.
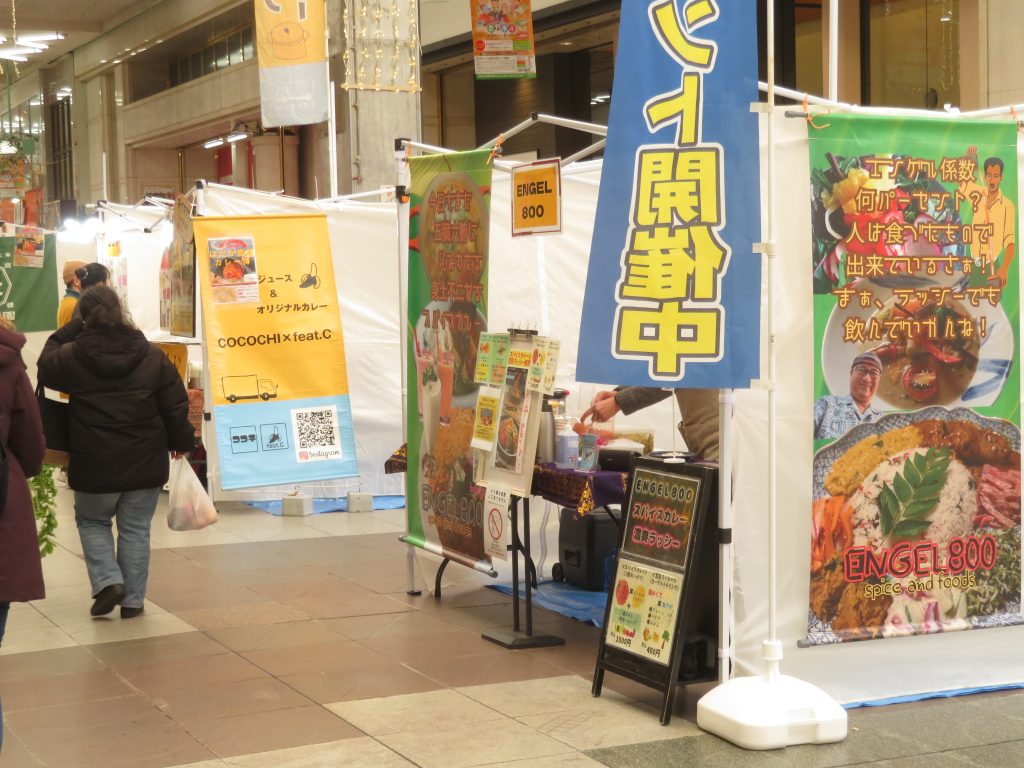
807, 114, 1021, 644
406, 150, 492, 571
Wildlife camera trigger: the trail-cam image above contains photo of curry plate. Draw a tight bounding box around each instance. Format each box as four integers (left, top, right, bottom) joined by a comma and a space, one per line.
821, 292, 1013, 410
808, 408, 1021, 644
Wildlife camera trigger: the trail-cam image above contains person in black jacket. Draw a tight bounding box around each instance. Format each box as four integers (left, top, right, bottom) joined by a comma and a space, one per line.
37, 286, 195, 619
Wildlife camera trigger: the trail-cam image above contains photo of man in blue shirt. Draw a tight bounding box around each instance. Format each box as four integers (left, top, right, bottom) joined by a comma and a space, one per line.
814, 352, 883, 440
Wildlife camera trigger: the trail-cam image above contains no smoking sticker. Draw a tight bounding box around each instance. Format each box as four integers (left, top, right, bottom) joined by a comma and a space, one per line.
484, 487, 511, 561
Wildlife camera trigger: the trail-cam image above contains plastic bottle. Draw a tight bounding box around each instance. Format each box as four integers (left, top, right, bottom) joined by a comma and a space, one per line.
555, 416, 580, 469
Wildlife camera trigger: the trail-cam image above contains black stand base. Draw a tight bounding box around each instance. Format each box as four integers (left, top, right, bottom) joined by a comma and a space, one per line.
481, 627, 565, 649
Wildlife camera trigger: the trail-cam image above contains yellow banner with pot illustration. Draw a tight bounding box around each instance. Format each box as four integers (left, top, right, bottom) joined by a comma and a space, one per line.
194, 214, 357, 489
253, 0, 328, 126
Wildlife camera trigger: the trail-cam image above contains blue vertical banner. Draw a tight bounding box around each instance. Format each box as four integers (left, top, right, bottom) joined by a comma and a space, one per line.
576, 0, 761, 387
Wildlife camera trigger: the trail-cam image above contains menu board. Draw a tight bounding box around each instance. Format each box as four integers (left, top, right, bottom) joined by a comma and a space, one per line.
593, 456, 717, 725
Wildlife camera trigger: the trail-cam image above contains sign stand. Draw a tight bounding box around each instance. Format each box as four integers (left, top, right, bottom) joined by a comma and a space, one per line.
592, 456, 719, 724
482, 494, 565, 650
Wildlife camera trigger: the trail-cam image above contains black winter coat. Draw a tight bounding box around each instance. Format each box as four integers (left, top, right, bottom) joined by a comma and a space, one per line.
37, 319, 195, 493
0, 326, 45, 603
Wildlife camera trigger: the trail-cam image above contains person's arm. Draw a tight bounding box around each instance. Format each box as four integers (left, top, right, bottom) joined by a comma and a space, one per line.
996, 201, 1015, 287
613, 386, 673, 415
155, 354, 196, 455
9, 367, 45, 477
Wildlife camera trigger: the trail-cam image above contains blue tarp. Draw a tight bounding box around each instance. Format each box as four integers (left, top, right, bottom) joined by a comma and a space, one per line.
249, 495, 406, 516
487, 580, 608, 627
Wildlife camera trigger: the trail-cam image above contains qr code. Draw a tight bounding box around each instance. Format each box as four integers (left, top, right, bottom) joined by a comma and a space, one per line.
291, 405, 342, 462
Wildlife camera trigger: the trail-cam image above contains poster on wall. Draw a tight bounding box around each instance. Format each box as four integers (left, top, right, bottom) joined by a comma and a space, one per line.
253, 0, 329, 127
469, 0, 536, 79
194, 213, 358, 489
576, 0, 761, 389
806, 114, 1021, 644
406, 149, 492, 570
0, 230, 57, 331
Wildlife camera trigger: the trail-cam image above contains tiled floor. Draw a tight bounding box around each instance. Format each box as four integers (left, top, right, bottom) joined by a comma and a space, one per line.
2, 487, 1024, 767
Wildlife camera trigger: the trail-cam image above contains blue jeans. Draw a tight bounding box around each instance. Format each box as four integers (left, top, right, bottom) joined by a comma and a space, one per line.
74, 488, 161, 610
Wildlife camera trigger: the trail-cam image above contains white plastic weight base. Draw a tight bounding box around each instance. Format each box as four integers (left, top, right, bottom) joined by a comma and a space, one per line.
697, 644, 847, 750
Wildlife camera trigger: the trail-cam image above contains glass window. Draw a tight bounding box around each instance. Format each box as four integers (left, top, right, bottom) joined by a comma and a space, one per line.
170, 59, 181, 86
794, 1, 823, 96
215, 40, 229, 70
203, 47, 216, 75
242, 27, 254, 61
866, 0, 959, 108
229, 32, 243, 65
190, 52, 203, 79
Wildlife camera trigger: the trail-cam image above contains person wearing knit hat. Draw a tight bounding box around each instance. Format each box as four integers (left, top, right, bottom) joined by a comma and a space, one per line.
813, 351, 883, 440
57, 260, 88, 328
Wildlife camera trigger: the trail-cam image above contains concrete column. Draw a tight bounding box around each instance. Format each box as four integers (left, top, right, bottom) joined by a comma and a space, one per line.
323, 0, 421, 196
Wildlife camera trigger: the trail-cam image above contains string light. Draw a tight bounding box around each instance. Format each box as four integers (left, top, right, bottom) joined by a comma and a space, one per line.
338, 0, 419, 92
342, 2, 352, 87
390, 0, 399, 87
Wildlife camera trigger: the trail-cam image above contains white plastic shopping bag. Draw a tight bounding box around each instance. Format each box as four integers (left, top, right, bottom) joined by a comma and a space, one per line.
167, 457, 218, 531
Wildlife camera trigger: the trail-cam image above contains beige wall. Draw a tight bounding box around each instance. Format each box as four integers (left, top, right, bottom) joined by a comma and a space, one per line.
121, 60, 260, 147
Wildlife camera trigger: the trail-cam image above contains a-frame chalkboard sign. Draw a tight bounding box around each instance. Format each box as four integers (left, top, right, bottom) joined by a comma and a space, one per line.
592, 455, 718, 724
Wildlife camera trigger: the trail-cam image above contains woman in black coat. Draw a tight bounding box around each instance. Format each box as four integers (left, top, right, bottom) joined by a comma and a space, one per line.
37, 286, 195, 619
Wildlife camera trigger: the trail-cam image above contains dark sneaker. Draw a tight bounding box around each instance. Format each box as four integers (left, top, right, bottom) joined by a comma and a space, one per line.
120, 606, 145, 619
90, 584, 125, 616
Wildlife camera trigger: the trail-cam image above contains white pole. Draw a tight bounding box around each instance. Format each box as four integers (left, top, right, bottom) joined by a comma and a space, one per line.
828, 0, 839, 101
697, 2, 846, 750
717, 389, 734, 684
325, 0, 339, 199
765, 0, 779, 662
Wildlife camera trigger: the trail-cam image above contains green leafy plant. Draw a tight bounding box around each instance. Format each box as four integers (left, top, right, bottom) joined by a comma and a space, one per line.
29, 464, 59, 556
878, 448, 951, 543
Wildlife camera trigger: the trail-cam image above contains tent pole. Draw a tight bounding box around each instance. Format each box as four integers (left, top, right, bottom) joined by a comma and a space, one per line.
395, 144, 419, 595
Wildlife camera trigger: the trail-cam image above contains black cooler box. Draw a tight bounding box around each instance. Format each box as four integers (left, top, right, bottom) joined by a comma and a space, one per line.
553, 506, 621, 591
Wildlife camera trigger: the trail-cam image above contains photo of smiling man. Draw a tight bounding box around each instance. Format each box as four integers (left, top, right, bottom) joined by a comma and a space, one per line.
814, 352, 883, 440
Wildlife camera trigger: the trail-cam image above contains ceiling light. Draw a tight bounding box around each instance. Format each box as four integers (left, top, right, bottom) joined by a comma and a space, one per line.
203, 138, 224, 149
940, 11, 952, 21
226, 132, 248, 142
0, 54, 27, 62
0, 47, 40, 56
19, 33, 64, 43
16, 40, 49, 50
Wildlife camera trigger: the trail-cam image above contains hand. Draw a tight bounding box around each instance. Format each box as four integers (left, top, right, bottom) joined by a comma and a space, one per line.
171, 451, 188, 460
992, 268, 1009, 289
581, 390, 621, 423
965, 145, 978, 165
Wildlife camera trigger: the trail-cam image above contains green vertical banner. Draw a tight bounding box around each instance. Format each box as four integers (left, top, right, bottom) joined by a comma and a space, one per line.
806, 115, 1021, 644
406, 150, 492, 570
0, 230, 58, 331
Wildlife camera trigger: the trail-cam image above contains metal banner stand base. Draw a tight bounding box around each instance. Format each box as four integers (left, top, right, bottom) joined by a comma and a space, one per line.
482, 495, 564, 651
481, 627, 565, 650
